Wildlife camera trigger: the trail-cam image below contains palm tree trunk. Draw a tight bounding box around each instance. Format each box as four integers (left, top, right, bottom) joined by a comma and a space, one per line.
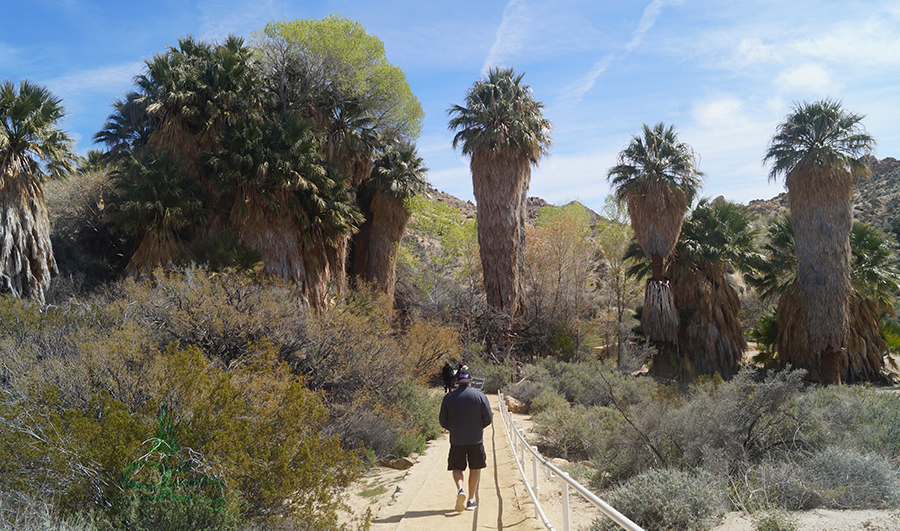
643, 278, 678, 379
471, 151, 529, 317
364, 192, 411, 301
786, 166, 852, 384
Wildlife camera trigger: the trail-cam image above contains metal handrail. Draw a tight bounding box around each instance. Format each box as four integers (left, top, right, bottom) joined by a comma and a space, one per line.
498, 392, 645, 531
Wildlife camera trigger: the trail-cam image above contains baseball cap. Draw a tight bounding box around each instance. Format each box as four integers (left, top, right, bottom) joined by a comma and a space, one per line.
457, 370, 472, 383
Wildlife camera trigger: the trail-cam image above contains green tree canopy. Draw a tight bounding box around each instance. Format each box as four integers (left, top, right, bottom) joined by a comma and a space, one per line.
255, 15, 424, 142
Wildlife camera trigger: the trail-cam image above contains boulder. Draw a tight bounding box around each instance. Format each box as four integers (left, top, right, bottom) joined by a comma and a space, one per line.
392, 457, 415, 470
505, 396, 525, 414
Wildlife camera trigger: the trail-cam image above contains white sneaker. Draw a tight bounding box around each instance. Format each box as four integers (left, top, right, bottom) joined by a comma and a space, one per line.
465, 500, 477, 511
455, 490, 466, 512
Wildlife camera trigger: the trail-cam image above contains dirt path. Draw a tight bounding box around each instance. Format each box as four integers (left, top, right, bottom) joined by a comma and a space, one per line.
364, 393, 539, 530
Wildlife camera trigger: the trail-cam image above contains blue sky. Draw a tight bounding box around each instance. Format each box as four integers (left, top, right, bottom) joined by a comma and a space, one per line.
5, 0, 900, 212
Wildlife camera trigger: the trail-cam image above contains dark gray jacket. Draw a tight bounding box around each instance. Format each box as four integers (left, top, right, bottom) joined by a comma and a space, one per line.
439, 385, 493, 445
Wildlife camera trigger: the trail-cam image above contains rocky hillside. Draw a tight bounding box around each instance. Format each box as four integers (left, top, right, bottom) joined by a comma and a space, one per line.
745, 156, 900, 245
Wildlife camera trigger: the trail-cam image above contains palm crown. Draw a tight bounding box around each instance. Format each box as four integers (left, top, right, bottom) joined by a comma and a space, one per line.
764, 99, 874, 183
608, 122, 703, 263
447, 67, 552, 163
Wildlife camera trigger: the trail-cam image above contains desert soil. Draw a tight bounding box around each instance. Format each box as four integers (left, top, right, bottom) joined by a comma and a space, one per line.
339, 392, 900, 531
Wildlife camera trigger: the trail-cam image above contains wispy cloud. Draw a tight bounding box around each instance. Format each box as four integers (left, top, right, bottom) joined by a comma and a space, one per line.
560, 0, 680, 106
481, 0, 531, 75
626, 0, 682, 52
45, 62, 144, 99
197, 0, 283, 41
557, 54, 613, 106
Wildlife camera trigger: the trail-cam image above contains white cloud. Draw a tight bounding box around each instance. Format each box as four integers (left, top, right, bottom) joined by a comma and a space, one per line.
736, 37, 780, 65
44, 61, 143, 99
775, 63, 838, 94
197, 0, 283, 41
791, 17, 900, 68
557, 54, 613, 106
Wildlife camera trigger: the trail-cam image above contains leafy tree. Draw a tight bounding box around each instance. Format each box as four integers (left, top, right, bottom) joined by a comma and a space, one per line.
608, 122, 702, 378
0, 79, 79, 302
596, 196, 643, 365
763, 99, 875, 384
524, 203, 595, 337
254, 15, 424, 142
448, 67, 552, 318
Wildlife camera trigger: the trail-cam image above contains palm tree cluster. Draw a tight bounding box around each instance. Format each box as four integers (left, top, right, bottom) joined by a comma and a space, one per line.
610, 100, 892, 385
95, 21, 428, 309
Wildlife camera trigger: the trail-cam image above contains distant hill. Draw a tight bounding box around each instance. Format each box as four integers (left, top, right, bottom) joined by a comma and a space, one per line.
745, 156, 900, 246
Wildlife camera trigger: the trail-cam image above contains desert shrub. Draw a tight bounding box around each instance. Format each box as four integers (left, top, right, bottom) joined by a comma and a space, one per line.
802, 447, 900, 509
806, 384, 900, 458
533, 403, 621, 461
529, 390, 569, 415
110, 269, 303, 366
591, 468, 725, 531
326, 403, 399, 458
388, 380, 443, 441
110, 497, 240, 531
506, 380, 553, 412
155, 343, 362, 524
467, 357, 519, 394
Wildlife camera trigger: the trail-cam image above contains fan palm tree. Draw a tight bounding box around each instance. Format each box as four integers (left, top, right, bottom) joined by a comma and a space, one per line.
207, 113, 359, 309
448, 67, 552, 317
763, 99, 875, 384
108, 149, 207, 276
351, 140, 428, 301
0, 79, 78, 302
608, 122, 703, 377
749, 214, 898, 382
626, 199, 758, 379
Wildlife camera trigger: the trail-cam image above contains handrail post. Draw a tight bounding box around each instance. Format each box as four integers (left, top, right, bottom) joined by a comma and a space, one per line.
562, 473, 571, 531
511, 420, 519, 462
532, 446, 540, 519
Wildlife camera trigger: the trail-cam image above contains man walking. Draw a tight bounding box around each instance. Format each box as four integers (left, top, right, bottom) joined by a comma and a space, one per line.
439, 369, 492, 512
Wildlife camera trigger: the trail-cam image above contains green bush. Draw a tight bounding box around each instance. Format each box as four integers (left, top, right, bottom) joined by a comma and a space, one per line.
591, 468, 725, 531
533, 403, 620, 461
393, 433, 427, 458
111, 498, 240, 531
754, 511, 798, 531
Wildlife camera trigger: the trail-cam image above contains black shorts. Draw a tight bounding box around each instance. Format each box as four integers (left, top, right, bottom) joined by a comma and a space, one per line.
447, 443, 487, 471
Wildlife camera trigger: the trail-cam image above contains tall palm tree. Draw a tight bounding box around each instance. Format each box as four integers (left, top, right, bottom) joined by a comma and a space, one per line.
0, 79, 78, 302
351, 140, 428, 301
448, 67, 552, 317
763, 99, 875, 384
749, 214, 898, 382
608, 122, 702, 378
